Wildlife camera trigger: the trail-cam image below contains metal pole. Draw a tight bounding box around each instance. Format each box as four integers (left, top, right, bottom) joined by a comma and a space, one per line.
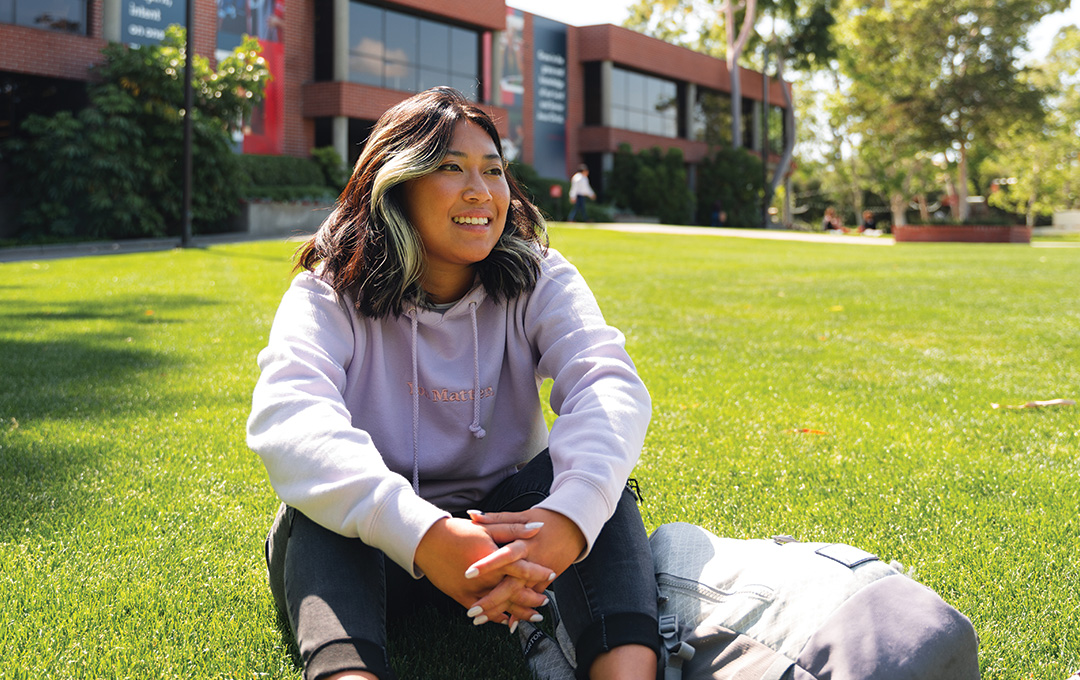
181, 0, 194, 247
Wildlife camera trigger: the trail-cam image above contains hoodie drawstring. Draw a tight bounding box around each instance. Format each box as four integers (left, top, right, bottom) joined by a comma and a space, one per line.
408, 301, 486, 496
468, 302, 486, 439
409, 309, 421, 494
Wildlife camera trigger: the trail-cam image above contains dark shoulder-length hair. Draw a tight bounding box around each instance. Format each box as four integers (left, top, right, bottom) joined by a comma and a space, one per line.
295, 86, 548, 318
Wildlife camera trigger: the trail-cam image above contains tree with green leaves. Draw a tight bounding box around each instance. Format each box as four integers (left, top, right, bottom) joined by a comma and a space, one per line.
5, 26, 268, 240
624, 0, 837, 224
983, 25, 1080, 224
835, 0, 1067, 222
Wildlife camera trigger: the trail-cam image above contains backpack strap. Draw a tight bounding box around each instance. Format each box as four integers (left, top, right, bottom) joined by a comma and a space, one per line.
659, 614, 695, 680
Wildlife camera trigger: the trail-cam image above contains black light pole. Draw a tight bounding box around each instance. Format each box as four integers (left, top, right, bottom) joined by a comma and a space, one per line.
181, 0, 194, 247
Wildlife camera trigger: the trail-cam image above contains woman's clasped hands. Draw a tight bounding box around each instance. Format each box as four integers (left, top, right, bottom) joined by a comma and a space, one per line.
413, 508, 587, 633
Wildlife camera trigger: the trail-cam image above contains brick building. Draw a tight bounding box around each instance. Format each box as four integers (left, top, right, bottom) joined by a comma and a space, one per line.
1, 0, 789, 213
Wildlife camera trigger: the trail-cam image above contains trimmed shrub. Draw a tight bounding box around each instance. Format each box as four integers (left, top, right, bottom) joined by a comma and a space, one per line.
508, 162, 571, 222
606, 143, 694, 225
696, 146, 764, 229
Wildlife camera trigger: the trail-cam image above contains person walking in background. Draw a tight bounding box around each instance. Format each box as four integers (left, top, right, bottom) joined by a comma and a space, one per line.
567, 164, 596, 222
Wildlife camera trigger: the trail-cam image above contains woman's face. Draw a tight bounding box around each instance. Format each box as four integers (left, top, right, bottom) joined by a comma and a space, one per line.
402, 121, 510, 301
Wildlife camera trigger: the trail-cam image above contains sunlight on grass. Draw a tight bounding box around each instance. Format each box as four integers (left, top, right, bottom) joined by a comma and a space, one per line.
1, 232, 1077, 678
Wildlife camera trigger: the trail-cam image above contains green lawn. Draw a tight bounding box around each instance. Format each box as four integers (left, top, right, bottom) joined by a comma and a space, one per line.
1, 229, 1077, 679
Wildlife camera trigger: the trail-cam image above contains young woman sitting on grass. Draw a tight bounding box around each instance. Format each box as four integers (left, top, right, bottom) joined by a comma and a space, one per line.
247, 86, 660, 680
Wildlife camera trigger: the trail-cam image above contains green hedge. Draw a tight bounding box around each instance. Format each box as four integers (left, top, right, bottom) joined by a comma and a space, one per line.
508, 162, 571, 222
236, 154, 325, 189
235, 149, 345, 203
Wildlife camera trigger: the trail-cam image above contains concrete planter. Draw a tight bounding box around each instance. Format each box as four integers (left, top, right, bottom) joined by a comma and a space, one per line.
893, 224, 1031, 244
233, 200, 334, 237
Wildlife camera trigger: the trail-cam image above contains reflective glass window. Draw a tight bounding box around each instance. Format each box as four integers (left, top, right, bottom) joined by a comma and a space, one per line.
385, 11, 418, 66
450, 26, 478, 77
450, 74, 478, 101
418, 66, 446, 93
693, 88, 733, 145
0, 0, 13, 23
347, 1, 479, 97
610, 68, 627, 109
611, 106, 627, 129
351, 3, 383, 57
419, 19, 449, 70
350, 54, 383, 86
610, 66, 679, 138
384, 60, 416, 92
626, 72, 645, 110
13, 0, 84, 34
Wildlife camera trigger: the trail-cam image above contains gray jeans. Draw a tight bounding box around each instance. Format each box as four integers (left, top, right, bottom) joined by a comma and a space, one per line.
265, 450, 660, 680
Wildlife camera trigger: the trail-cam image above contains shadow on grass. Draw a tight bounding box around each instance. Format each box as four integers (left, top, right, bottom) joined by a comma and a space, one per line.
0, 292, 220, 324
0, 292, 213, 534
0, 335, 181, 536
0, 337, 177, 420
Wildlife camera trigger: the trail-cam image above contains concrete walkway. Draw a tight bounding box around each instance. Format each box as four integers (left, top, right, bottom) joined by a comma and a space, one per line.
3, 222, 1074, 263
0, 230, 309, 264
562, 222, 895, 245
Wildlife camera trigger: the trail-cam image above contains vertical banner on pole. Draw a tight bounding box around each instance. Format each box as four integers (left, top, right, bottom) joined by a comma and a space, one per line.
531, 16, 567, 180
123, 0, 187, 46
216, 0, 285, 155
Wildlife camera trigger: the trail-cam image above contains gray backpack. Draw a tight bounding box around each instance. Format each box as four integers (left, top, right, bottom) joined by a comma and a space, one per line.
518, 522, 979, 680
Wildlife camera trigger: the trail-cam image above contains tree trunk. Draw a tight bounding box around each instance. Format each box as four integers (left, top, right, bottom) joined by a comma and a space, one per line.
890, 192, 908, 227
1026, 162, 1039, 227
957, 143, 971, 221
768, 58, 794, 206
725, 0, 757, 149
916, 194, 931, 222
945, 174, 959, 221
783, 175, 793, 226
892, 172, 912, 226
849, 154, 863, 223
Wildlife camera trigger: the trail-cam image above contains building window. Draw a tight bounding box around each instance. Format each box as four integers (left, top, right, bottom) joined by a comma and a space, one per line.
692, 88, 733, 147
1, 0, 86, 34
767, 104, 785, 155
348, 1, 480, 100
610, 67, 678, 138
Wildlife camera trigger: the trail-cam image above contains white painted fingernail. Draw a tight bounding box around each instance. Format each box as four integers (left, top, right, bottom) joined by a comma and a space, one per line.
540, 596, 549, 607
524, 522, 545, 530
509, 619, 519, 634
530, 614, 544, 623
473, 615, 488, 626
467, 606, 483, 618
467, 509, 483, 517
548, 572, 557, 581
464, 567, 480, 579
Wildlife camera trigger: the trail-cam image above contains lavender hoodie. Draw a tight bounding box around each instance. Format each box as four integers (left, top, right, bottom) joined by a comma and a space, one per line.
247, 248, 651, 576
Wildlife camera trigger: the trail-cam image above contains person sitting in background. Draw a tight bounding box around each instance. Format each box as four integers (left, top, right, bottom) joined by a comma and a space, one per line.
858, 210, 875, 234
822, 207, 846, 233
